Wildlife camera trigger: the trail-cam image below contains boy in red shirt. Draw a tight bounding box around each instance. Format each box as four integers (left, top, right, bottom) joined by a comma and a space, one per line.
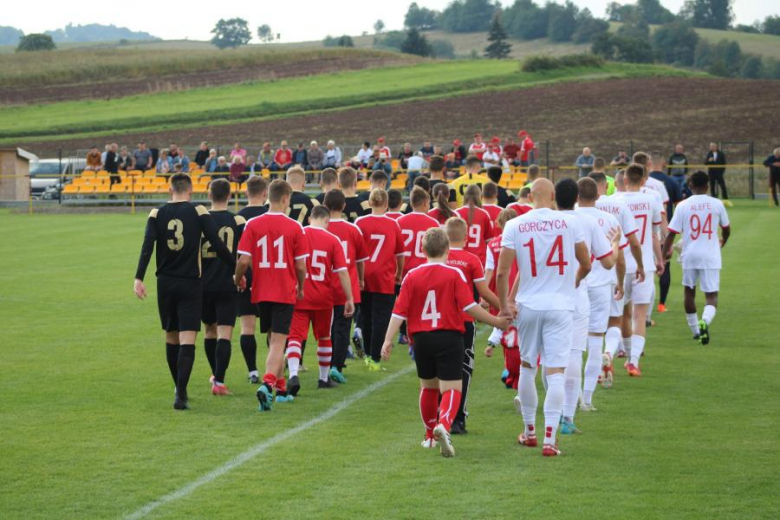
444, 217, 501, 434
381, 228, 508, 457
323, 190, 368, 382
355, 189, 405, 370
286, 206, 355, 395
480, 182, 503, 237
236, 180, 308, 411
455, 184, 493, 265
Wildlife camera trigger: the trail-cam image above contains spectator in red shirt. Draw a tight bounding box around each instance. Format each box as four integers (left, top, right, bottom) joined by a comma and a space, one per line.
469, 134, 487, 161
450, 139, 467, 165
271, 140, 293, 172
377, 137, 391, 159
229, 155, 247, 183
503, 137, 520, 166
518, 130, 535, 167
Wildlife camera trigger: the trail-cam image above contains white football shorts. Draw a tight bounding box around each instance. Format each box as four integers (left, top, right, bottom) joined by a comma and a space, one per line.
516, 305, 573, 369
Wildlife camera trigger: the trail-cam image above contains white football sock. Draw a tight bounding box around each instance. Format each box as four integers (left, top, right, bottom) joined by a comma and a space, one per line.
686, 313, 700, 335
519, 366, 538, 435
702, 305, 716, 325
287, 357, 300, 378
488, 327, 503, 345
540, 365, 548, 391
583, 335, 603, 405
630, 335, 646, 366
248, 370, 259, 378
543, 372, 565, 446
623, 336, 632, 359
605, 327, 621, 358
563, 350, 582, 420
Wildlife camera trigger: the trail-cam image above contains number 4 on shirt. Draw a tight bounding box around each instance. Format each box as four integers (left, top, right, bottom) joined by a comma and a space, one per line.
421, 290, 441, 327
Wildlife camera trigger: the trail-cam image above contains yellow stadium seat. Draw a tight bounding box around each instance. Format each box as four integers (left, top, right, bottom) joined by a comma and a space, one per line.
193, 184, 208, 194
143, 169, 157, 177
152, 177, 168, 186
96, 170, 109, 177
111, 184, 129, 194
72, 177, 86, 186
396, 173, 408, 182
391, 159, 400, 171
81, 170, 95, 178
63, 184, 79, 194
94, 184, 111, 194
79, 185, 96, 194
357, 180, 370, 190
508, 180, 524, 190
140, 185, 157, 194
230, 182, 240, 192
128, 170, 143, 177
390, 180, 405, 189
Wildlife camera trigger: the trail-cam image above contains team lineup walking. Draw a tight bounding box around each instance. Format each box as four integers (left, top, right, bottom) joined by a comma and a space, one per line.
134, 153, 731, 458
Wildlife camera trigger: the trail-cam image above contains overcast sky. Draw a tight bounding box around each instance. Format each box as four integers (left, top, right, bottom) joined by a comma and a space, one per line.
4, 0, 777, 43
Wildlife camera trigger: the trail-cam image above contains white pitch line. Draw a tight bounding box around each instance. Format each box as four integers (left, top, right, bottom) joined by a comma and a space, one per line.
125, 364, 416, 519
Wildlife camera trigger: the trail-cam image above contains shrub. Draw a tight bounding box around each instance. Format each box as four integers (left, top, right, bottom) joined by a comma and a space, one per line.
521, 53, 604, 72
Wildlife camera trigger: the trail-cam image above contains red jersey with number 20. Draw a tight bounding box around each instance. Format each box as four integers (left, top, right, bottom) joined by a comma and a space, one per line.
398, 212, 440, 275
327, 219, 369, 305
355, 214, 405, 294
237, 212, 308, 305
392, 263, 477, 335
455, 206, 493, 265
298, 226, 348, 310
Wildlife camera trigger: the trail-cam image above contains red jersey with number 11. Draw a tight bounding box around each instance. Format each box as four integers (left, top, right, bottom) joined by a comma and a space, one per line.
392, 263, 477, 336
237, 212, 308, 305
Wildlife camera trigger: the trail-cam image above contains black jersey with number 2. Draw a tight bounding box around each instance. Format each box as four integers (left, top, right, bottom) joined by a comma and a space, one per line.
201, 210, 246, 292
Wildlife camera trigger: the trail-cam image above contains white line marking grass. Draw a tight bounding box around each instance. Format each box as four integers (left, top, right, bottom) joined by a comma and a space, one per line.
125, 364, 416, 519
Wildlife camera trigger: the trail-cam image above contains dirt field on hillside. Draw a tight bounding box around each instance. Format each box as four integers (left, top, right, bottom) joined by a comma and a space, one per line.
24, 77, 780, 163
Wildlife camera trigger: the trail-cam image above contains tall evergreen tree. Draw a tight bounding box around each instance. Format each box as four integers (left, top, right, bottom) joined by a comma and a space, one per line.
401, 27, 433, 57
484, 14, 512, 59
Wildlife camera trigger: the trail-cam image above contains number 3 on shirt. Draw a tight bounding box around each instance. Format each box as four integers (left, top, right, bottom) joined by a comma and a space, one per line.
422, 290, 441, 327
257, 235, 287, 268
522, 235, 568, 276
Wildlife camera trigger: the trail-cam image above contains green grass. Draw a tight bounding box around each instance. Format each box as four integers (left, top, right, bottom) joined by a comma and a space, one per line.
0, 201, 778, 518
0, 60, 697, 143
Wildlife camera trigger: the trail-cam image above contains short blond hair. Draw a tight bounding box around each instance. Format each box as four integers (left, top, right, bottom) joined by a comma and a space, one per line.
423, 227, 449, 258
286, 166, 305, 183
369, 188, 388, 208
444, 217, 468, 243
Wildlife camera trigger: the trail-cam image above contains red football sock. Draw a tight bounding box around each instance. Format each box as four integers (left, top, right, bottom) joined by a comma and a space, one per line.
504, 346, 521, 390
419, 388, 439, 439
438, 389, 462, 432
275, 377, 287, 393
262, 373, 277, 389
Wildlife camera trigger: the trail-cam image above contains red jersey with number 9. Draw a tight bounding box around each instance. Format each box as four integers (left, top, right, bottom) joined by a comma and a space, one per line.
355, 214, 405, 294
237, 212, 308, 305
455, 206, 493, 265
392, 263, 477, 335
327, 219, 369, 305
297, 226, 348, 310
398, 212, 440, 276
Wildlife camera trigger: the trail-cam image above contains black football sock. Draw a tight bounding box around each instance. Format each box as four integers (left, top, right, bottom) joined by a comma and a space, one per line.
240, 334, 258, 372
215, 339, 232, 384
166, 343, 179, 385
176, 344, 196, 401
204, 338, 217, 375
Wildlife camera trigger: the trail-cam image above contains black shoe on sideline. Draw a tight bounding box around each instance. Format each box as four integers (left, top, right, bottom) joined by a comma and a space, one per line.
450, 420, 467, 435
288, 375, 301, 397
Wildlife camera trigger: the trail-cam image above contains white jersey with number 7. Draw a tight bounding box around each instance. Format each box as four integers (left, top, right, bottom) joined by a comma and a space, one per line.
616, 191, 663, 274
501, 208, 586, 311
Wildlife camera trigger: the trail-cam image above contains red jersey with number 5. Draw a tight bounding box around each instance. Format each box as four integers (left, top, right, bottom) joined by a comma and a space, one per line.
398, 212, 440, 276
297, 226, 348, 310
327, 219, 369, 305
355, 214, 405, 294
237, 212, 308, 304
455, 206, 493, 265
392, 263, 477, 335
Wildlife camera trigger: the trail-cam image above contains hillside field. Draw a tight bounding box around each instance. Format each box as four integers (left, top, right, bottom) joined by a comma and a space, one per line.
0, 201, 778, 518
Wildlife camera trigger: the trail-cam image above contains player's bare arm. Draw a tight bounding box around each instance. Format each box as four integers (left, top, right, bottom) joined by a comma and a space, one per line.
357, 261, 366, 291
235, 254, 251, 290
133, 209, 158, 300
395, 255, 405, 285
627, 232, 645, 282
615, 248, 626, 300
295, 258, 306, 300
574, 241, 592, 287
652, 234, 665, 276
495, 246, 516, 319
465, 304, 510, 331
474, 280, 500, 312
381, 316, 405, 361
720, 225, 731, 248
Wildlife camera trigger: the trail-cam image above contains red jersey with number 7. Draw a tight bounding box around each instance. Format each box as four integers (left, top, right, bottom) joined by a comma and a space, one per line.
237, 212, 308, 304
392, 263, 477, 335
297, 226, 348, 310
327, 219, 369, 305
355, 214, 405, 294
398, 212, 440, 276
455, 206, 493, 266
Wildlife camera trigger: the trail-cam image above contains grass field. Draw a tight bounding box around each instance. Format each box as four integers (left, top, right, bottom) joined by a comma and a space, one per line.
0, 60, 696, 143
0, 201, 778, 518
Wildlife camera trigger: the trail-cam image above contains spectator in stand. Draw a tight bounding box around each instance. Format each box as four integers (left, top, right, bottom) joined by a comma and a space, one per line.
486, 165, 517, 208
503, 137, 520, 166
763, 148, 780, 206
369, 147, 392, 177
173, 149, 190, 173
377, 137, 391, 159
292, 142, 308, 168
307, 141, 324, 171
356, 142, 373, 167
667, 143, 689, 191
450, 139, 467, 165
230, 155, 247, 183
212, 156, 230, 179
204, 149, 219, 173
420, 141, 435, 159
271, 140, 292, 172
245, 155, 258, 174
132, 142, 153, 172
433, 144, 444, 157
489, 136, 503, 154
444, 152, 461, 175
398, 142, 414, 170
168, 143, 179, 159
105, 143, 119, 186
257, 142, 274, 170
469, 133, 487, 161
117, 146, 133, 171
406, 151, 427, 190
323, 140, 342, 168
101, 144, 110, 166
229, 143, 246, 162
706, 142, 730, 206
517, 130, 535, 167
194, 142, 210, 168
611, 149, 631, 167
84, 146, 103, 172
575, 147, 595, 178
156, 149, 171, 175
482, 143, 501, 170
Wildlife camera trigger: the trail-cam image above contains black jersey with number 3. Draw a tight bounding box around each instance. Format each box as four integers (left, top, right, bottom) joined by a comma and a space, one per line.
201, 210, 245, 292
135, 201, 234, 280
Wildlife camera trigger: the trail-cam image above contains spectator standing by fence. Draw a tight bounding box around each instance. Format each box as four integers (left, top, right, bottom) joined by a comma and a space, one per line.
307, 141, 324, 171
611, 149, 630, 167
706, 142, 730, 206
575, 147, 595, 178
667, 144, 689, 191
503, 137, 520, 166
323, 140, 342, 168
518, 130, 535, 167
763, 148, 780, 207
132, 142, 153, 172
105, 143, 119, 186
194, 142, 210, 168
406, 152, 427, 190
